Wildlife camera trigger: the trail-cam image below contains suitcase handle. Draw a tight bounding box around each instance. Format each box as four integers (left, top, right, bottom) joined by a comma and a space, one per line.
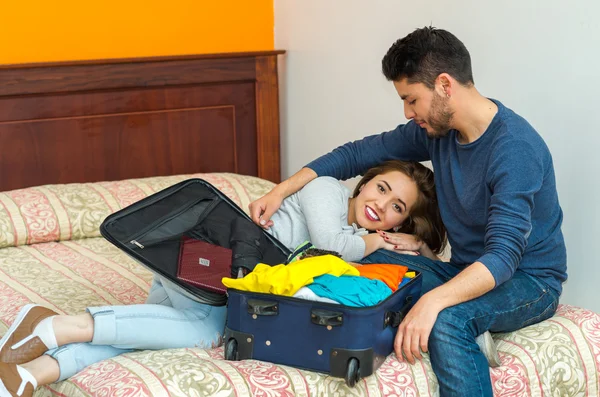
247, 299, 279, 316
311, 309, 343, 327
384, 296, 414, 328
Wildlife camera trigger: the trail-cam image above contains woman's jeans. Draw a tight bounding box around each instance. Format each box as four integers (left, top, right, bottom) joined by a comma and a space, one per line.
361, 251, 560, 397
46, 277, 227, 381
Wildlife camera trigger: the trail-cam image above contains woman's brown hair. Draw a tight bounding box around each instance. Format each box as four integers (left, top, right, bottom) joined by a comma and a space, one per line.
352, 160, 448, 254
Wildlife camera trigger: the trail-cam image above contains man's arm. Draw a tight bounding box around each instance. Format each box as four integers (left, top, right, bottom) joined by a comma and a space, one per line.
249, 123, 430, 228
306, 124, 429, 181
477, 138, 545, 286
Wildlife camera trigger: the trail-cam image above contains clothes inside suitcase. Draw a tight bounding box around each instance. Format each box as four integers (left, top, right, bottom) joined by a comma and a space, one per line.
100, 179, 291, 306
224, 269, 421, 387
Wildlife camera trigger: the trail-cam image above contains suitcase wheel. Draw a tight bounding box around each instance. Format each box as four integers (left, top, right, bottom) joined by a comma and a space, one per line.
345, 357, 360, 387
224, 338, 238, 361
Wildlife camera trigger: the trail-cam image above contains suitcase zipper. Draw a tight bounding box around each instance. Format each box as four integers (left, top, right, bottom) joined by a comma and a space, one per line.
126, 198, 220, 249
130, 240, 144, 249
126, 197, 215, 244
128, 231, 212, 250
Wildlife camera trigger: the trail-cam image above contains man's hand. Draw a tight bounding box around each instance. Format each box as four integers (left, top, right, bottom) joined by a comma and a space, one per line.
394, 262, 496, 364
394, 292, 443, 364
249, 190, 284, 229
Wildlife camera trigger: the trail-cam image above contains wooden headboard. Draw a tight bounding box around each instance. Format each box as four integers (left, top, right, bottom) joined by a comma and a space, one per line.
0, 51, 285, 192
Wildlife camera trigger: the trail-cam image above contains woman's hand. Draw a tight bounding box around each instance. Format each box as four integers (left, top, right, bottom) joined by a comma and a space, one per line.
362, 233, 421, 258
374, 231, 420, 256
377, 231, 424, 252
249, 189, 285, 229
377, 230, 442, 261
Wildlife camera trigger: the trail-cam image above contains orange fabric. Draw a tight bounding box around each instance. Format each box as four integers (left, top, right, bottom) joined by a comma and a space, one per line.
358, 264, 408, 292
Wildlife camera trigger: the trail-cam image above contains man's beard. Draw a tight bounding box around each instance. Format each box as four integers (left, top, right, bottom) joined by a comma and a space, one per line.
425, 92, 454, 138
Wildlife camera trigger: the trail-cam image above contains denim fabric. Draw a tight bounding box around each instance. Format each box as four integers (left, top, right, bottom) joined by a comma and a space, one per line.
46, 278, 226, 381
361, 251, 560, 397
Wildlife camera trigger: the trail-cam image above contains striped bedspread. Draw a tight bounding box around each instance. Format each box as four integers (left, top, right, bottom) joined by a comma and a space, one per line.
0, 173, 598, 396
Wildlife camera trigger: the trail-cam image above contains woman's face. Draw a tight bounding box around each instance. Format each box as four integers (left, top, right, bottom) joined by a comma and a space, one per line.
353, 171, 419, 231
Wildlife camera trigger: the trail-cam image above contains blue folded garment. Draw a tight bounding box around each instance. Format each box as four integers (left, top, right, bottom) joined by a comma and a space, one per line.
307, 274, 392, 307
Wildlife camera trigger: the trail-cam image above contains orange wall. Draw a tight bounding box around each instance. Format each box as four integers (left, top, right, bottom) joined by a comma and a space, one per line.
0, 0, 274, 65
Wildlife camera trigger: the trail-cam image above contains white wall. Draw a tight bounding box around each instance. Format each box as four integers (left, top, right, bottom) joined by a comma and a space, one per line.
274, 0, 600, 312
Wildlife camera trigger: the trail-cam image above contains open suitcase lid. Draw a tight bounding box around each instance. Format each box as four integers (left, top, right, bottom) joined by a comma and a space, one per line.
100, 178, 291, 306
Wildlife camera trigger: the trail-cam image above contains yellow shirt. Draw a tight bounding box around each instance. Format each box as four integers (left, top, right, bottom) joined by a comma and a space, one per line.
222, 255, 359, 296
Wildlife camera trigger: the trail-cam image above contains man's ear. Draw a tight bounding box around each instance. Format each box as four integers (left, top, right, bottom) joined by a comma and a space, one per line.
436, 73, 453, 98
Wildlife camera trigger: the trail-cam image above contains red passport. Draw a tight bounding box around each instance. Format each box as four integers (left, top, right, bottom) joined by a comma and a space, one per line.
176, 237, 232, 295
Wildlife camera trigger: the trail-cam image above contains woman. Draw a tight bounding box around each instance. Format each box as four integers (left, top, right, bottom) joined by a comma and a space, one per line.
268, 159, 446, 262
0, 160, 445, 396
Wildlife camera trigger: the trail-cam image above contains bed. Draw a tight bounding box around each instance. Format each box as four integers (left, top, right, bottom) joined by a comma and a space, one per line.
0, 53, 598, 397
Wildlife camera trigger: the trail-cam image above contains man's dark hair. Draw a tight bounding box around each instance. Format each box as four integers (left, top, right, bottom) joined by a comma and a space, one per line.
382, 26, 474, 88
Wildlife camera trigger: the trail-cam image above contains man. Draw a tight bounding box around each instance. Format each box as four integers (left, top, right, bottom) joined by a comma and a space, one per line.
249, 27, 566, 396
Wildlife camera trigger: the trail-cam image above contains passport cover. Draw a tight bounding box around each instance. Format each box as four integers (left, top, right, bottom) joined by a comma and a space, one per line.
177, 237, 232, 295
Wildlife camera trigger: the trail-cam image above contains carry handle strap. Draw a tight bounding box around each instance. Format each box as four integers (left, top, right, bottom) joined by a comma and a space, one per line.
311, 309, 343, 327
384, 296, 414, 328
247, 299, 279, 316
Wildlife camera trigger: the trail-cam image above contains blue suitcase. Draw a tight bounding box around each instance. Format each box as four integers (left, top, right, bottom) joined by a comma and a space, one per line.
224, 270, 421, 387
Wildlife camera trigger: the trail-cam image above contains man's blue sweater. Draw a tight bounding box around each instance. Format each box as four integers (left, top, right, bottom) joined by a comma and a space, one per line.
306, 99, 567, 294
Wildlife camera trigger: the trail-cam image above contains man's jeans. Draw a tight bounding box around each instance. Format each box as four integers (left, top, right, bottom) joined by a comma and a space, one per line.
361, 251, 560, 397
45, 277, 227, 381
